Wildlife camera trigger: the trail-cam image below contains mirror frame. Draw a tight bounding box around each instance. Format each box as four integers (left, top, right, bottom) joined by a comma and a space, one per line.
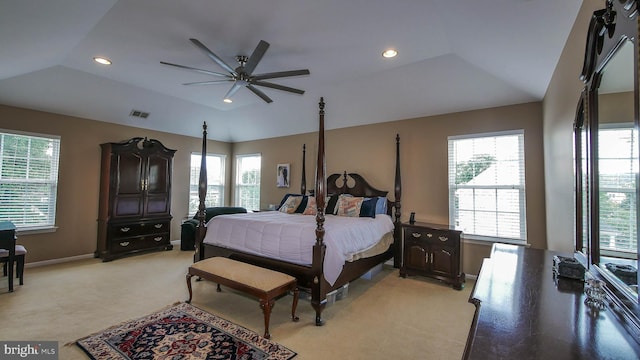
576, 0, 640, 335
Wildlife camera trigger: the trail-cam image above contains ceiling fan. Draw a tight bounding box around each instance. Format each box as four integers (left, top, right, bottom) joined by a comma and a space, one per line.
161, 39, 310, 104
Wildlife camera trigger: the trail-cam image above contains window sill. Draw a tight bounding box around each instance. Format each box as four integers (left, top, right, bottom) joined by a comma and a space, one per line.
462, 234, 529, 247
16, 226, 58, 235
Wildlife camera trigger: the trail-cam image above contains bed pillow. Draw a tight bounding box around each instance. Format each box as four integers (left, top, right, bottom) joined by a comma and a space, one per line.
359, 197, 377, 218
277, 193, 302, 211
336, 195, 364, 217
279, 195, 303, 214
302, 196, 317, 215
325, 193, 340, 215
375, 196, 388, 215
295, 195, 309, 213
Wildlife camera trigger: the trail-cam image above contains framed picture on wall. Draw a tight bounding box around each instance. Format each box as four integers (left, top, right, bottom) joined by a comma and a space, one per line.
277, 163, 290, 188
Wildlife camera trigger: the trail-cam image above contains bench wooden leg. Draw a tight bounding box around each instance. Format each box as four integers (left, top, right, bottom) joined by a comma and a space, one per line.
260, 298, 275, 339
186, 273, 194, 303
291, 287, 300, 322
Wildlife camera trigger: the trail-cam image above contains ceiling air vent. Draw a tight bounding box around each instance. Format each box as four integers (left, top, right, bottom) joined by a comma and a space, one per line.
129, 109, 150, 119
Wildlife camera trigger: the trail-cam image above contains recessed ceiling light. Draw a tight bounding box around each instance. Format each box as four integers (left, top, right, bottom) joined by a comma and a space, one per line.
223, 98, 233, 103
93, 57, 112, 65
382, 49, 398, 58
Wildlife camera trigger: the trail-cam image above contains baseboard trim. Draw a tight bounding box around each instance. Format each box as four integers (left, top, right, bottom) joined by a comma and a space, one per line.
25, 253, 95, 268
25, 240, 182, 268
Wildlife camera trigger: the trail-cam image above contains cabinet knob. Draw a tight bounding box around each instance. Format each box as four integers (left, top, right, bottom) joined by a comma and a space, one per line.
439, 236, 448, 242
154, 236, 163, 241
412, 232, 422, 238
426, 233, 433, 238
442, 249, 451, 256
120, 227, 130, 233
119, 241, 130, 247
154, 224, 163, 229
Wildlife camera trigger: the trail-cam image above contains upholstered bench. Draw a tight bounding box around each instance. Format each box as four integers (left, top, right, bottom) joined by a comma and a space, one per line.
186, 257, 299, 339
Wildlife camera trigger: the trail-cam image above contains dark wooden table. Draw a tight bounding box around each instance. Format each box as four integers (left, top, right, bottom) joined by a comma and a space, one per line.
464, 243, 640, 359
0, 221, 17, 292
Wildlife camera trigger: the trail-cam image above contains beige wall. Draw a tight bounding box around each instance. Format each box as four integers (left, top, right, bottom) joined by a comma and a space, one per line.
0, 104, 231, 263
1, 2, 598, 276
235, 101, 545, 276
543, 0, 601, 253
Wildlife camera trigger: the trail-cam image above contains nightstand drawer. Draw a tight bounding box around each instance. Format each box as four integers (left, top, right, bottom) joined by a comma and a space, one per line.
404, 228, 456, 245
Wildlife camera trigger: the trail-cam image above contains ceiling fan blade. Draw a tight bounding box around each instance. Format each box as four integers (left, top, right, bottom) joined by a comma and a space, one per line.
252, 69, 310, 80
246, 84, 273, 103
183, 80, 234, 86
160, 61, 231, 78
243, 40, 270, 76
252, 80, 305, 94
189, 38, 236, 75
224, 82, 243, 100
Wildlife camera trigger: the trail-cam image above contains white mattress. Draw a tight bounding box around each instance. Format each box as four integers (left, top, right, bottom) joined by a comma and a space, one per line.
203, 211, 394, 285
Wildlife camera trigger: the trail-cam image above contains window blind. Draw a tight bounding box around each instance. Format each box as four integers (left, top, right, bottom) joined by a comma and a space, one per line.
0, 131, 60, 229
448, 130, 526, 242
235, 154, 261, 211
189, 153, 225, 215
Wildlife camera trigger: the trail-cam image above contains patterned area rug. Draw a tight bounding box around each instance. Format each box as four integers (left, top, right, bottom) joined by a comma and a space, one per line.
76, 302, 297, 360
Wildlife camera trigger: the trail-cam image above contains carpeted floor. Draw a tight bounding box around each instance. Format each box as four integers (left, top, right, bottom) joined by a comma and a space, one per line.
0, 246, 475, 359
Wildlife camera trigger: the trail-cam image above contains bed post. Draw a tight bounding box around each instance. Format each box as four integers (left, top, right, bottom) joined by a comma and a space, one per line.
394, 134, 402, 268
195, 122, 208, 262
312, 97, 327, 326
301, 144, 306, 195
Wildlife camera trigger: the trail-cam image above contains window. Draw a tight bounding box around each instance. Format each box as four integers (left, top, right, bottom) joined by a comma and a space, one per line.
188, 153, 225, 216
448, 130, 526, 243
235, 154, 261, 211
0, 130, 60, 230
598, 124, 637, 256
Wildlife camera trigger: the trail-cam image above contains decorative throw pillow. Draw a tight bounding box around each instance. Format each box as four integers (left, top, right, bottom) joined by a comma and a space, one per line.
295, 195, 309, 213
302, 196, 317, 215
279, 195, 303, 214
359, 197, 377, 218
325, 194, 340, 215
277, 193, 302, 210
336, 195, 364, 217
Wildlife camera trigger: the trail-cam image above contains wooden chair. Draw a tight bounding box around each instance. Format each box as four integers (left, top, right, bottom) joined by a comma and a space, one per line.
1, 245, 26, 290
0, 221, 24, 292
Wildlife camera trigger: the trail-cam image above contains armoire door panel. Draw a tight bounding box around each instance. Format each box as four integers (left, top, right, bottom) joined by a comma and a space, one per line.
146, 154, 171, 194
115, 152, 144, 195
113, 195, 144, 217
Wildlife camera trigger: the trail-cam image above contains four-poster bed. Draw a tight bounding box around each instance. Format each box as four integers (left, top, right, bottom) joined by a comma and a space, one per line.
194, 98, 402, 325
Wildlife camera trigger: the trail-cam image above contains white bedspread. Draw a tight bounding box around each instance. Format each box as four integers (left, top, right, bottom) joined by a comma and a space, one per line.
203, 211, 394, 285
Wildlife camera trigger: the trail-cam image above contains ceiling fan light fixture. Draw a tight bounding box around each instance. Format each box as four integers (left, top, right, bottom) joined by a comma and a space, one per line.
93, 57, 112, 65
382, 49, 398, 58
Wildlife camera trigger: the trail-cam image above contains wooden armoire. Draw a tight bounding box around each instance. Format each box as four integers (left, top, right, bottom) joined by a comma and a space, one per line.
97, 137, 176, 261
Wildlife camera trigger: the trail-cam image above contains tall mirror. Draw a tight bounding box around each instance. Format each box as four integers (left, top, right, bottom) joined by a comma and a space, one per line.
575, 0, 640, 331
596, 39, 637, 297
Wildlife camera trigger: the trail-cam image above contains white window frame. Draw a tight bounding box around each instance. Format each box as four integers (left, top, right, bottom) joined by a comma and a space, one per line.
0, 129, 60, 231
448, 130, 527, 244
188, 152, 225, 216
235, 153, 261, 211
597, 123, 637, 257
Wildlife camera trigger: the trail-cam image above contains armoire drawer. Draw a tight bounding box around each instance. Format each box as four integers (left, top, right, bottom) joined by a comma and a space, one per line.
109, 233, 170, 254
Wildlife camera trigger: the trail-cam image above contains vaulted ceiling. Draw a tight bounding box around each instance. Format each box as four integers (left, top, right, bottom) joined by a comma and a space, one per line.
0, 0, 583, 142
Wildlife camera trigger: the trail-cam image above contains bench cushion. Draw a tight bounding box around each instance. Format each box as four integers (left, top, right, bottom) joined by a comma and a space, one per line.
190, 257, 295, 293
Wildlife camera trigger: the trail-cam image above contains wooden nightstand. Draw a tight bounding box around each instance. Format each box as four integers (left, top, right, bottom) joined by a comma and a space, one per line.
400, 222, 465, 290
